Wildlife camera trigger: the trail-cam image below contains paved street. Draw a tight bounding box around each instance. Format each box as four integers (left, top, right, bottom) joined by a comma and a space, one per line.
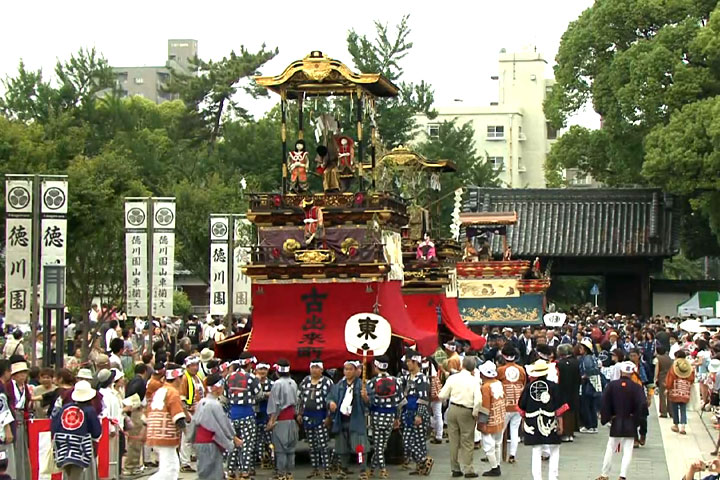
135, 407, 675, 480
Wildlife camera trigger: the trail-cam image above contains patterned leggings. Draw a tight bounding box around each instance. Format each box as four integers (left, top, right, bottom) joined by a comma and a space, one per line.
229, 417, 257, 474
256, 421, 272, 463
371, 412, 395, 469
402, 421, 428, 464
306, 424, 330, 470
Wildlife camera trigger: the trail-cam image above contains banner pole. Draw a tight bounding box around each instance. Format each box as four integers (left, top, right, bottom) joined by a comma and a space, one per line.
30, 175, 41, 366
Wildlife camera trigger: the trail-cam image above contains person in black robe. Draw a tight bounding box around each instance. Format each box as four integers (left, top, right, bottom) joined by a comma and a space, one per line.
556, 344, 581, 442
597, 361, 646, 480
519, 360, 568, 480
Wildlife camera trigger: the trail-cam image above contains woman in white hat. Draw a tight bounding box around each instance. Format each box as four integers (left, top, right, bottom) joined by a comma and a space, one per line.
51, 380, 103, 480
4, 360, 31, 480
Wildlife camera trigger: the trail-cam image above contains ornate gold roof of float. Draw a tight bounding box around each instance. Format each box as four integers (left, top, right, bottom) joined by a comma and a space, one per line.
378, 146, 456, 172
255, 51, 399, 99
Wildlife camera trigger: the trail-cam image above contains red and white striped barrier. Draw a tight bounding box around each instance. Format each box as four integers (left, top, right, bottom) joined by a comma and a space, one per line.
29, 417, 111, 480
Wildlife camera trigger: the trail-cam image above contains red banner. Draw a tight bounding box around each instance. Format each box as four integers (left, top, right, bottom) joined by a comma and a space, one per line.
248, 280, 436, 369
29, 417, 110, 480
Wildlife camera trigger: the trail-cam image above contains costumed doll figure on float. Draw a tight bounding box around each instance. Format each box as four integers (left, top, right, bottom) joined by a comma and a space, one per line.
335, 135, 355, 192
302, 198, 325, 248
288, 139, 310, 193
315, 145, 341, 193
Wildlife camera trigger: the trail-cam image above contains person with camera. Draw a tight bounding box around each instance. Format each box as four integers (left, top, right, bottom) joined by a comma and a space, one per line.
684, 459, 720, 480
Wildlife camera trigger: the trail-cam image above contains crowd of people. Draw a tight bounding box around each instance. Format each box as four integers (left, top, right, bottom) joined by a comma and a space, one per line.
0, 308, 716, 480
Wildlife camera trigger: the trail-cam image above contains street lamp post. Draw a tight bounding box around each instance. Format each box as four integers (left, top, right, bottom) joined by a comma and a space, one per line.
43, 264, 66, 368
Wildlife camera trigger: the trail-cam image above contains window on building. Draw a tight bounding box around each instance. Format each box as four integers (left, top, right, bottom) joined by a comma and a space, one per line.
116, 72, 128, 82
518, 157, 526, 172
487, 125, 505, 139
487, 156, 504, 170
427, 124, 440, 139
134, 77, 145, 85
547, 122, 558, 140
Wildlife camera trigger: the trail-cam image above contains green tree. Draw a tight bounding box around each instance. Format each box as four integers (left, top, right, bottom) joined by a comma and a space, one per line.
173, 290, 192, 318
416, 120, 499, 236
164, 45, 278, 147
347, 15, 435, 149
546, 0, 720, 251
545, 0, 719, 185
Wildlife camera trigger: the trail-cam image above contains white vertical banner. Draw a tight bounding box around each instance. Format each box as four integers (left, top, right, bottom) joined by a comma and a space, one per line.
6, 178, 33, 324
232, 216, 252, 315
151, 200, 175, 317
125, 200, 149, 317
5, 217, 33, 324
39, 178, 68, 311
209, 215, 230, 316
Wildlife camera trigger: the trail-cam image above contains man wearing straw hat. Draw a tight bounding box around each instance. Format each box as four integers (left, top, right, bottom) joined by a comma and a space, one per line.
298, 360, 334, 479
596, 361, 645, 480
4, 359, 31, 480
51, 380, 103, 480
519, 359, 568, 480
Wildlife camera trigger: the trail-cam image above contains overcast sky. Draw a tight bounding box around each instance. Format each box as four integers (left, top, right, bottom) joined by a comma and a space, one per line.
1, 0, 598, 125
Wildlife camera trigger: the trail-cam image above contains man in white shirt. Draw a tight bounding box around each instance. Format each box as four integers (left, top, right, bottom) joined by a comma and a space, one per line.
105, 320, 119, 352
438, 356, 482, 478
89, 304, 100, 324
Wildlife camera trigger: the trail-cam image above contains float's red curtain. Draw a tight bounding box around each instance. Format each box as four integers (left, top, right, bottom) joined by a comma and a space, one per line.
440, 296, 486, 350
378, 284, 436, 356
247, 281, 434, 368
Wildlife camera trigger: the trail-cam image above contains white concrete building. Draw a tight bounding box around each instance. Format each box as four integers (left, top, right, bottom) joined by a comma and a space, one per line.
416, 49, 559, 188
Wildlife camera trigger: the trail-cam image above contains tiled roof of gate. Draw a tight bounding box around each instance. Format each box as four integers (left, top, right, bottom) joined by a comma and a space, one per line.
463, 188, 681, 258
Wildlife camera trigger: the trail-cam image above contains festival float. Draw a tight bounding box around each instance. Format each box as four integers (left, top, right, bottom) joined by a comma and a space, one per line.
377, 146, 485, 350
218, 51, 442, 368
454, 211, 550, 327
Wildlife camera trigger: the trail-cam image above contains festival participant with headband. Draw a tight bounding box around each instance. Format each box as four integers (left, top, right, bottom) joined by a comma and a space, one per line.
367, 355, 401, 479
402, 351, 434, 477
298, 360, 334, 479
146, 363, 187, 480
189, 373, 242, 480
328, 360, 370, 480
255, 362, 275, 470
226, 353, 262, 480
477, 361, 506, 477
179, 356, 204, 473
267, 359, 299, 480
497, 344, 527, 464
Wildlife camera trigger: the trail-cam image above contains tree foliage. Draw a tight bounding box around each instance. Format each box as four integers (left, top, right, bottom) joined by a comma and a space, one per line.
347, 15, 435, 148
546, 0, 720, 249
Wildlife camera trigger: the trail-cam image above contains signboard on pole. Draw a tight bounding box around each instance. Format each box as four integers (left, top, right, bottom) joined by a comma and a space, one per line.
151, 199, 175, 317
5, 177, 33, 324
209, 215, 230, 316
125, 200, 149, 317
232, 216, 252, 315
39, 178, 68, 310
